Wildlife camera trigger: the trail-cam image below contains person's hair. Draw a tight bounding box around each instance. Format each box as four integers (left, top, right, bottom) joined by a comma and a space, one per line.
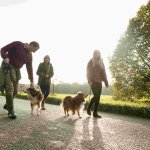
44, 55, 50, 61
29, 41, 40, 48
92, 49, 104, 69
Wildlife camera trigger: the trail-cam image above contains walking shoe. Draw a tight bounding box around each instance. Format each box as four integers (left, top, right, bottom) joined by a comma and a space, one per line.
87, 107, 91, 115
8, 113, 17, 119
93, 112, 101, 118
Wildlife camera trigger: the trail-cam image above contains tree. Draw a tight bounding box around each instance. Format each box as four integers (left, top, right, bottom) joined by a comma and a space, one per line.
109, 1, 150, 100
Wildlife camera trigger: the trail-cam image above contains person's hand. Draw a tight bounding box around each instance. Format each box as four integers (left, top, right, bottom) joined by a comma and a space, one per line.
45, 75, 49, 78
4, 58, 9, 64
30, 82, 34, 88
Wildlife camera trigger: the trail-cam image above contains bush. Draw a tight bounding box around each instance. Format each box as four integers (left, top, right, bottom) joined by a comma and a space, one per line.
15, 93, 150, 119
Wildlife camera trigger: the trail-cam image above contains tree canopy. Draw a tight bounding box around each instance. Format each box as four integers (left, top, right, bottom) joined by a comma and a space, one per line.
109, 1, 150, 100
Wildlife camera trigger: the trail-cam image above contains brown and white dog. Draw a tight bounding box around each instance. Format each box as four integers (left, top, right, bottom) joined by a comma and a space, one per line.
23, 87, 44, 115
62, 92, 88, 118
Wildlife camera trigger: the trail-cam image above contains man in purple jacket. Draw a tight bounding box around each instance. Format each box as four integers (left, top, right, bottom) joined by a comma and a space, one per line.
0, 41, 40, 119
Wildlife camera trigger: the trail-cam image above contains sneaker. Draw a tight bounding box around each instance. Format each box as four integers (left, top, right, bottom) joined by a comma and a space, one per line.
87, 107, 91, 115
8, 113, 17, 119
93, 112, 101, 118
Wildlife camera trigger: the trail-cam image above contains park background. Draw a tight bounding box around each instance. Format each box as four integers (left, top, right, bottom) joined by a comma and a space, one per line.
0, 0, 150, 118
0, 0, 148, 86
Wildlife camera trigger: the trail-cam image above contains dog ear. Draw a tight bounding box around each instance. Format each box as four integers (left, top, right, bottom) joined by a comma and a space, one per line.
77, 92, 88, 98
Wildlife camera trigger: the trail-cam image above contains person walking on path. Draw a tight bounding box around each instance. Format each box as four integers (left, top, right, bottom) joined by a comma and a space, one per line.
36, 55, 54, 110
0, 41, 40, 119
86, 50, 108, 118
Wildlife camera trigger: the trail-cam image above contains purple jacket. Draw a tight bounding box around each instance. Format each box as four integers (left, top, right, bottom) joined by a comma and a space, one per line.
1, 41, 33, 82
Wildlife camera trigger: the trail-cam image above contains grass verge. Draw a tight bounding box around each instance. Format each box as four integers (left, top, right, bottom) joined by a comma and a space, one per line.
15, 93, 150, 119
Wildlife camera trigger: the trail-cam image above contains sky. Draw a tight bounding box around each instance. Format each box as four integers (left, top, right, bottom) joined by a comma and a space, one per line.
0, 0, 148, 85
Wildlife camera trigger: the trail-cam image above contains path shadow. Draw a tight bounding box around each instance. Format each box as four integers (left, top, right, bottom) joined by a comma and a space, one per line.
0, 0, 28, 7
81, 117, 105, 150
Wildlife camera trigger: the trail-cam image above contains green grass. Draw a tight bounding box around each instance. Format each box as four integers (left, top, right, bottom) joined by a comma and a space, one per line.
13, 93, 150, 119
101, 95, 150, 108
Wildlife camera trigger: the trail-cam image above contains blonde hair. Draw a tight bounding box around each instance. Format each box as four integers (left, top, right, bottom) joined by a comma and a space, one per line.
92, 50, 104, 69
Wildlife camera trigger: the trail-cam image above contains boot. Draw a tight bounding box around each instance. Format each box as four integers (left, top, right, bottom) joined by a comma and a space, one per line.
93, 111, 101, 118
87, 107, 91, 115
8, 112, 17, 119
8, 110, 16, 119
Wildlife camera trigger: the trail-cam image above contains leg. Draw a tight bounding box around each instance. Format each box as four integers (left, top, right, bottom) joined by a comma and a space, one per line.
87, 88, 97, 115
0, 85, 5, 95
72, 108, 75, 115
64, 109, 66, 115
44, 85, 50, 100
67, 110, 69, 116
37, 103, 41, 116
38, 102, 42, 115
42, 85, 50, 109
77, 109, 81, 118
13, 81, 18, 99
31, 103, 34, 114
5, 73, 16, 119
40, 85, 46, 110
93, 85, 102, 118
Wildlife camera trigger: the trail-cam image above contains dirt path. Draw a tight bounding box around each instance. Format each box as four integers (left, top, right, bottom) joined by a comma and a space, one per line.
0, 96, 150, 150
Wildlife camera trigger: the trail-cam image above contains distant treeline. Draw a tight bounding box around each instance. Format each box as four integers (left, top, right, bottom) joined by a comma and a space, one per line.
19, 82, 112, 95
53, 83, 112, 95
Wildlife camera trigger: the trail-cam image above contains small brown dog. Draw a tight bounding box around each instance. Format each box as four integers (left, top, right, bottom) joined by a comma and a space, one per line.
62, 92, 88, 118
24, 87, 44, 115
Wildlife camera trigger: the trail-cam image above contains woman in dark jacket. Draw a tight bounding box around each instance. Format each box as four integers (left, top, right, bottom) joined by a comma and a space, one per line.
86, 50, 108, 118
36, 55, 54, 110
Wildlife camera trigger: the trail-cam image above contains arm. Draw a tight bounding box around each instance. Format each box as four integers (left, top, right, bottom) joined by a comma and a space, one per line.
36, 63, 44, 86
86, 61, 93, 86
102, 62, 109, 88
49, 64, 54, 78
36, 63, 42, 76
44, 64, 54, 78
26, 53, 33, 83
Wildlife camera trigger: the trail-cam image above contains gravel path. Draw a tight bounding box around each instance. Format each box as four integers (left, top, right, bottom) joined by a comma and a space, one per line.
0, 96, 150, 150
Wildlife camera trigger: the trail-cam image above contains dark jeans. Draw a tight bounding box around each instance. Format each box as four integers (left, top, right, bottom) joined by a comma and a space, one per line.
88, 83, 102, 112
40, 85, 50, 100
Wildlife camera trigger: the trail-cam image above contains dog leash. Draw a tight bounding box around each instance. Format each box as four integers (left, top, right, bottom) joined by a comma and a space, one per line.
89, 88, 91, 101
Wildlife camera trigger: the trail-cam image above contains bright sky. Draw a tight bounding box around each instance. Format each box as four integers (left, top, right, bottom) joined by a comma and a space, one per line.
0, 0, 148, 85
